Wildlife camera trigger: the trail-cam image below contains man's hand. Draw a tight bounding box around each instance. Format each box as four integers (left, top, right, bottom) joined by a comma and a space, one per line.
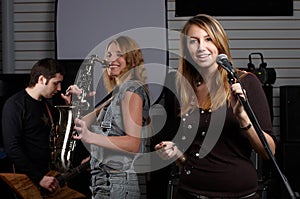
39, 176, 60, 193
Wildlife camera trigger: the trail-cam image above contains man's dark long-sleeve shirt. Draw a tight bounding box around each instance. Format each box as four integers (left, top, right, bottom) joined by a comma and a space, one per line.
2, 89, 54, 185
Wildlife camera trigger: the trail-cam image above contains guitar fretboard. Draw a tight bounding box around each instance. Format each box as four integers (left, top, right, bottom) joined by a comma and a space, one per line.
56, 161, 90, 186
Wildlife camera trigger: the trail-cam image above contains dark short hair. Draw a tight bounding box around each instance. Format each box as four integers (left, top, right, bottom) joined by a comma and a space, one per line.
28, 58, 65, 87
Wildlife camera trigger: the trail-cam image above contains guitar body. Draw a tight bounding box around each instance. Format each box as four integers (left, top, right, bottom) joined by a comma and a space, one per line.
43, 170, 86, 199
0, 172, 86, 199
0, 173, 42, 199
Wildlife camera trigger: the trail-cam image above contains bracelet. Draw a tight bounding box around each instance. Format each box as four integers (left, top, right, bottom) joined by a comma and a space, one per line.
240, 122, 252, 131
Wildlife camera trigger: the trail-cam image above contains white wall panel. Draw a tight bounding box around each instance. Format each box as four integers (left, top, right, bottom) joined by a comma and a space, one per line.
12, 0, 55, 71
15, 22, 54, 31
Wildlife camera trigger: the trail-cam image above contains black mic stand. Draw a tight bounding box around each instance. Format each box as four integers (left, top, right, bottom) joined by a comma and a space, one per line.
224, 69, 299, 199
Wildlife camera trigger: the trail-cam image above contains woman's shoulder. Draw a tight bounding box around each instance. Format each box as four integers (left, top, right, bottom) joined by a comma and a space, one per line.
237, 69, 261, 84
119, 80, 149, 104
120, 80, 147, 93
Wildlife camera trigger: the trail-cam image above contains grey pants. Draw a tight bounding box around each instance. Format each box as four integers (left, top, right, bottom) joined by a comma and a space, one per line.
90, 170, 140, 199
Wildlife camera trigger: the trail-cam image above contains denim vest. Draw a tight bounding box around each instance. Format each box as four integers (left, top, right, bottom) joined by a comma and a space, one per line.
90, 80, 150, 173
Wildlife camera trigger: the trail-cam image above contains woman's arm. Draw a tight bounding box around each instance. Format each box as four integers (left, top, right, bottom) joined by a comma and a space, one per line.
235, 109, 276, 159
231, 73, 276, 159
74, 91, 143, 153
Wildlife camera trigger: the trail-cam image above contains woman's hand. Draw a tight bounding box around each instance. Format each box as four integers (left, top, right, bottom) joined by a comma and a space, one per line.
60, 85, 82, 105
230, 83, 247, 118
230, 82, 253, 132
73, 118, 91, 143
155, 141, 181, 160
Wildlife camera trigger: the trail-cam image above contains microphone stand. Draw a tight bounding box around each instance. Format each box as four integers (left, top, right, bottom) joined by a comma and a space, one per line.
225, 69, 298, 199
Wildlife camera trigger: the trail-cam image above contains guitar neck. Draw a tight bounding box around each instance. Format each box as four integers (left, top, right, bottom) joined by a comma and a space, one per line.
56, 161, 90, 185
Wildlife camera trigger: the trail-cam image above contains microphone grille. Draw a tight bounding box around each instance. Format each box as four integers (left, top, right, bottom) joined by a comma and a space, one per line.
216, 54, 228, 64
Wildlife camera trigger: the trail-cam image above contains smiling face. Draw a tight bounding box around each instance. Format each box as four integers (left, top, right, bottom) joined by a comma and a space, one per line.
105, 41, 127, 78
186, 24, 219, 72
102, 36, 146, 92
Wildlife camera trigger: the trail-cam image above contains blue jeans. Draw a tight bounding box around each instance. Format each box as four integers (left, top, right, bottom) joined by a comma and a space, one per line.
90, 169, 140, 199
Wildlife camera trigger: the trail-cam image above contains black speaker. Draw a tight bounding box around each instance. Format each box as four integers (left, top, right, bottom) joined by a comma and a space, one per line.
280, 86, 300, 142
278, 142, 300, 196
262, 85, 274, 122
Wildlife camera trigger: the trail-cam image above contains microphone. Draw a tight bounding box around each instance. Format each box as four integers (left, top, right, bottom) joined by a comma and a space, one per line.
216, 54, 235, 74
216, 54, 239, 84
99, 59, 110, 68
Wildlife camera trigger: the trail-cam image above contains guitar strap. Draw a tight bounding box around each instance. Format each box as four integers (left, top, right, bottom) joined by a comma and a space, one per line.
44, 100, 55, 129
44, 101, 57, 162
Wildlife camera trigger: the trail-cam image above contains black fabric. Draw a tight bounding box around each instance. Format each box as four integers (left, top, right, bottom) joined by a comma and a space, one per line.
176, 72, 276, 198
2, 90, 57, 185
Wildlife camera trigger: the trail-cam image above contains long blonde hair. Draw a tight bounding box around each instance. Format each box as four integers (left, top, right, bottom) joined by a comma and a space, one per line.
103, 36, 147, 92
176, 14, 231, 114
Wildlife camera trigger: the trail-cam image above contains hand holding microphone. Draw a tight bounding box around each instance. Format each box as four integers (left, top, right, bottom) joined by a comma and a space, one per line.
216, 54, 249, 116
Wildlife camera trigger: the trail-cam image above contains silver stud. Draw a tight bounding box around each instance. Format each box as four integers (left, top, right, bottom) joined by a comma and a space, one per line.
181, 135, 186, 140
201, 131, 206, 136
187, 124, 192, 129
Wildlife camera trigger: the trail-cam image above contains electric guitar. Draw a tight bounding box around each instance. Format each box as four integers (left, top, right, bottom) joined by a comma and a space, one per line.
0, 161, 90, 199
